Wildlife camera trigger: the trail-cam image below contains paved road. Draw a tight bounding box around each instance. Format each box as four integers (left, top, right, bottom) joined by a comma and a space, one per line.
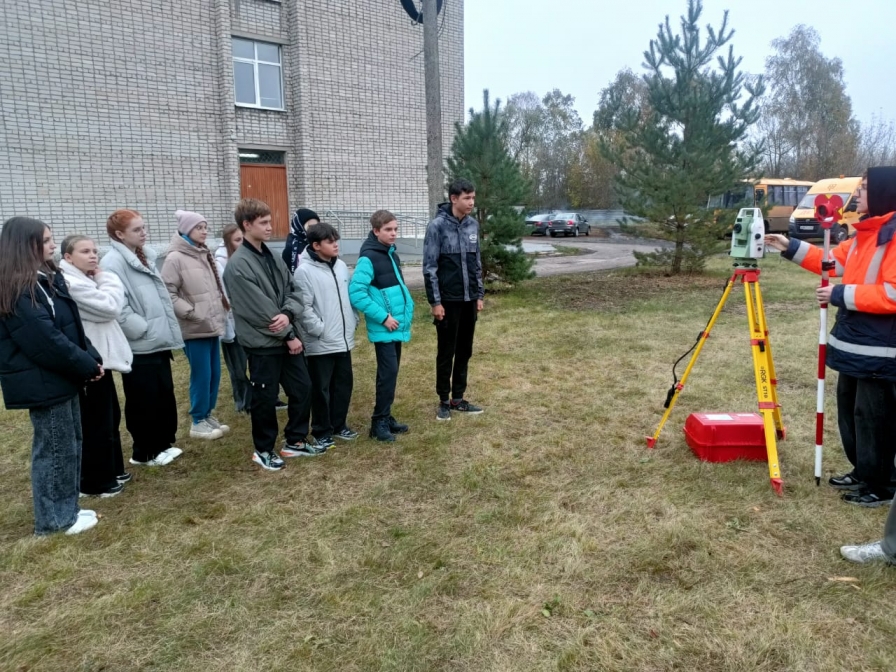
400, 233, 669, 289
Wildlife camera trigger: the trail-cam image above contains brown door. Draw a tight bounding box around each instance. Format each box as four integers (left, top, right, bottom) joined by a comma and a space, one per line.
240, 164, 289, 238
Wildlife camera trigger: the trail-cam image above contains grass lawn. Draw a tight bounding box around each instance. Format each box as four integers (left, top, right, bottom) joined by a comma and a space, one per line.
2, 256, 895, 671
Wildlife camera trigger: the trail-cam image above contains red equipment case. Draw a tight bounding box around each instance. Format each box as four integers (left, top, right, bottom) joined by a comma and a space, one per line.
683, 412, 767, 463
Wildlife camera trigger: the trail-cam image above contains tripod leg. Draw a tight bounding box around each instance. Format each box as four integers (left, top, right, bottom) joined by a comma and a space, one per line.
753, 281, 785, 439
745, 280, 784, 495
646, 274, 737, 448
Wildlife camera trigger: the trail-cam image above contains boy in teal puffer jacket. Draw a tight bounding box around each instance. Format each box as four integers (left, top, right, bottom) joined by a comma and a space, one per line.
349, 210, 415, 442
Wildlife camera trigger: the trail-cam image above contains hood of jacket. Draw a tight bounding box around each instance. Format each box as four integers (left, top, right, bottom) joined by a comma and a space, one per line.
168, 232, 210, 259
300, 246, 337, 269
436, 201, 472, 226
868, 166, 896, 217
107, 239, 159, 272
215, 245, 229, 265
360, 230, 394, 256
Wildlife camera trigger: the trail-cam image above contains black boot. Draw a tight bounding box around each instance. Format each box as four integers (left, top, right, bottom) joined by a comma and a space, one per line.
369, 418, 395, 442
388, 415, 409, 434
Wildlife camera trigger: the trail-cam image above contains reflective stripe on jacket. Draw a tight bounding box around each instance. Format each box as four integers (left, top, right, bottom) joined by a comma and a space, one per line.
784, 212, 896, 379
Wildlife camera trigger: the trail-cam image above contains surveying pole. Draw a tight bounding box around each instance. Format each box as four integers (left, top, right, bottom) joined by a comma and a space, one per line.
423, 0, 444, 217
812, 194, 844, 486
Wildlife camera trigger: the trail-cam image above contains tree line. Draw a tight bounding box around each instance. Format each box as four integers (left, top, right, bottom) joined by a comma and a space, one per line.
504, 25, 896, 212
447, 0, 893, 278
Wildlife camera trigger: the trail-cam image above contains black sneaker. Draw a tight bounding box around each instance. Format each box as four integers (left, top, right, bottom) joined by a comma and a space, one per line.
829, 472, 864, 490
116, 472, 132, 484
369, 419, 395, 442
388, 416, 409, 434
841, 489, 894, 508
334, 427, 359, 441
281, 440, 328, 457
275, 399, 288, 411
316, 435, 336, 449
450, 399, 484, 414
436, 402, 451, 421
79, 482, 124, 498
252, 450, 285, 471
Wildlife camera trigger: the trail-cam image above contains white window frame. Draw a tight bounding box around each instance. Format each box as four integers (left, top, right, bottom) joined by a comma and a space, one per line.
232, 38, 284, 111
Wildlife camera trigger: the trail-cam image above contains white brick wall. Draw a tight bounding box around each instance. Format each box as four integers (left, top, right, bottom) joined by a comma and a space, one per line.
0, 0, 464, 240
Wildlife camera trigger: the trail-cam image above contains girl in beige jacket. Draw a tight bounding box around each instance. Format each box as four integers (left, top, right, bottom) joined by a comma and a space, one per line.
161, 210, 230, 440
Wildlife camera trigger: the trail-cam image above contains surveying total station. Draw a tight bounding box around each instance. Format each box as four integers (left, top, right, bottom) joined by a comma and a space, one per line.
646, 208, 786, 496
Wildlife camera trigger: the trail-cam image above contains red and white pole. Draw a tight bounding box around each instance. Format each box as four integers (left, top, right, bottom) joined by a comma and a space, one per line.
815, 226, 830, 487
813, 194, 843, 486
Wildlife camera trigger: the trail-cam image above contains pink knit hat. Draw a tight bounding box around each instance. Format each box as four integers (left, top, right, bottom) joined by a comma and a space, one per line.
175, 210, 207, 235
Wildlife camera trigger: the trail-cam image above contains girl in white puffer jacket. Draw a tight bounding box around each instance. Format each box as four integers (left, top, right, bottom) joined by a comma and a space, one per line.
61, 235, 132, 498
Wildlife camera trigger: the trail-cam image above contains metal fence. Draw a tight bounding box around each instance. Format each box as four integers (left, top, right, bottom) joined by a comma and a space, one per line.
317, 209, 431, 245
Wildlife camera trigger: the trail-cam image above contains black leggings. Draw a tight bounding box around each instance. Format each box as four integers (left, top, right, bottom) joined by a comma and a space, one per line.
121, 352, 178, 462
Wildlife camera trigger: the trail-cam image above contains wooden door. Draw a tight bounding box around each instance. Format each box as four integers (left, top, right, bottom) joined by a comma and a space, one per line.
240, 165, 289, 238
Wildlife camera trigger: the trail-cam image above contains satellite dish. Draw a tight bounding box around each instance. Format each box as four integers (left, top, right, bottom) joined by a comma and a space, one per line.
400, 0, 444, 23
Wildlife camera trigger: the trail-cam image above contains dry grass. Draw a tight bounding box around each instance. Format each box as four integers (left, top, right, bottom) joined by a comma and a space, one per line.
2, 256, 895, 671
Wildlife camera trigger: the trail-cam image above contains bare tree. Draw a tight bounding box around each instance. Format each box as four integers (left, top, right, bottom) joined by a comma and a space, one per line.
762, 25, 858, 179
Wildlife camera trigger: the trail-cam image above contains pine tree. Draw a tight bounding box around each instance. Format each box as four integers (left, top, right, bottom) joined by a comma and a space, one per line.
602, 0, 764, 274
445, 90, 534, 285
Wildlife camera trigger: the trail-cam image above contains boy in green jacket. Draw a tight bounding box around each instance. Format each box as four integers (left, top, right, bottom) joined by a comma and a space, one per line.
349, 210, 415, 442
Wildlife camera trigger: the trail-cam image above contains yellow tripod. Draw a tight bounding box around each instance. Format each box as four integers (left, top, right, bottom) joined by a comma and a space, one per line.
645, 266, 785, 496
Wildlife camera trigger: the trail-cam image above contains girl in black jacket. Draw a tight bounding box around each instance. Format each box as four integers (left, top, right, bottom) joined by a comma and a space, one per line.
0, 217, 104, 536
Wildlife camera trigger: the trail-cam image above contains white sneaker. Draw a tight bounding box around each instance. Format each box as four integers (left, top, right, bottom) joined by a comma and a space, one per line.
66, 514, 98, 535
190, 420, 224, 440
840, 541, 896, 565
130, 451, 175, 466
206, 416, 230, 434
78, 509, 96, 518
161, 447, 183, 460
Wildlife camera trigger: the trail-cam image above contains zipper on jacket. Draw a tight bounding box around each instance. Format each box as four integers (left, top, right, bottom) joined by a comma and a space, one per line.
329, 264, 350, 351
389, 249, 413, 328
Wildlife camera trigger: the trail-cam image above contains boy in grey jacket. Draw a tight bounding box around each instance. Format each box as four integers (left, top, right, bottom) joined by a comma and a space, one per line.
223, 199, 324, 471
294, 223, 359, 445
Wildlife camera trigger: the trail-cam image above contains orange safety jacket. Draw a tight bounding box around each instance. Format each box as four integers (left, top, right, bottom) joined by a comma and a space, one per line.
784, 212, 896, 380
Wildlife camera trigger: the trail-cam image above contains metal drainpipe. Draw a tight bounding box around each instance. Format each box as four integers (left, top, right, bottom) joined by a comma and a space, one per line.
214, 0, 240, 209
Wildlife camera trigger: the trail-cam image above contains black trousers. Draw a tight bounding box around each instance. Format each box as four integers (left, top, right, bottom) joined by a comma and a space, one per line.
221, 337, 252, 413
248, 351, 312, 453
121, 352, 178, 462
79, 372, 125, 494
434, 300, 477, 402
307, 352, 353, 438
373, 342, 402, 420
836, 373, 896, 494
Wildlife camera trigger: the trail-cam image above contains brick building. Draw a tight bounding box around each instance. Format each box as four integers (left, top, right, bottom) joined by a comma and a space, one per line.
0, 0, 464, 241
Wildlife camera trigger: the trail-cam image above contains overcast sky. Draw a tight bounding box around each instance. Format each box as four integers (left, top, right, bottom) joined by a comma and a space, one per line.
463, 0, 896, 127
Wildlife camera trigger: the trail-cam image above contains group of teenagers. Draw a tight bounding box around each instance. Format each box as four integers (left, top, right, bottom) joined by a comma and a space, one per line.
6, 166, 895, 571
0, 178, 486, 537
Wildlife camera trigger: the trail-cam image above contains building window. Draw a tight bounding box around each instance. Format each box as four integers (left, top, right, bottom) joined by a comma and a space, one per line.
239, 150, 285, 164
232, 38, 283, 110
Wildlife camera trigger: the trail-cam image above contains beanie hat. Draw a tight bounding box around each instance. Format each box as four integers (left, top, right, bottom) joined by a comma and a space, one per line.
176, 210, 207, 236
867, 167, 896, 218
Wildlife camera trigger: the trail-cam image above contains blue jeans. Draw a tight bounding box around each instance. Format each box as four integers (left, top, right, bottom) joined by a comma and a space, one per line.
29, 396, 82, 535
183, 337, 221, 424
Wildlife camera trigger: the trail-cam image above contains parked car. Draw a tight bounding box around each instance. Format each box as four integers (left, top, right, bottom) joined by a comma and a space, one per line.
525, 213, 555, 236
548, 212, 591, 237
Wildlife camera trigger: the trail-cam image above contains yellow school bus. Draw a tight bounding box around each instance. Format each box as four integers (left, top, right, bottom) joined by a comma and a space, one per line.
788, 176, 863, 242
707, 178, 815, 233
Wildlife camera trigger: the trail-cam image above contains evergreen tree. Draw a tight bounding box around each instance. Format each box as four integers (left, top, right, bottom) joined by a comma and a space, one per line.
446, 90, 534, 285
601, 0, 764, 274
